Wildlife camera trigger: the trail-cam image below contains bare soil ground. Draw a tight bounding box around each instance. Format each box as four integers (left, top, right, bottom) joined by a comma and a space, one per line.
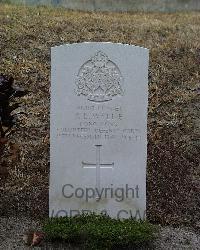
0, 4, 199, 231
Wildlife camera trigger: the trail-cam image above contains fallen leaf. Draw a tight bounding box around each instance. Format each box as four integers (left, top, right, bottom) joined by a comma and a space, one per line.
31, 231, 45, 246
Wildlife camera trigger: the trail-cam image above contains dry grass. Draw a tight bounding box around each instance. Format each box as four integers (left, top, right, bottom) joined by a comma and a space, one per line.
0, 4, 199, 228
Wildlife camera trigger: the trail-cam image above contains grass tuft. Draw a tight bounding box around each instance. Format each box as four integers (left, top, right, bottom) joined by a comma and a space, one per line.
43, 213, 157, 249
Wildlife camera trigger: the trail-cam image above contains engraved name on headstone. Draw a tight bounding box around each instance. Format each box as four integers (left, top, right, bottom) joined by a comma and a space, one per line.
50, 42, 149, 219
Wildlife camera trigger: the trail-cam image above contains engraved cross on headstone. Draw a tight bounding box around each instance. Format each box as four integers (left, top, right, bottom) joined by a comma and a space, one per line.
82, 145, 114, 200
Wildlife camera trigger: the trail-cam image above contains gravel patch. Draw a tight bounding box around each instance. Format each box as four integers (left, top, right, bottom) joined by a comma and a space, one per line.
0, 216, 41, 250
154, 227, 200, 250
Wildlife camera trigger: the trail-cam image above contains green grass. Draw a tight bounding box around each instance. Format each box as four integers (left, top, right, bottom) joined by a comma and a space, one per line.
43, 213, 157, 249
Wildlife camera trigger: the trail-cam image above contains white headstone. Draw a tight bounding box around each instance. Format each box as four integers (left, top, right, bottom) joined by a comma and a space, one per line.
50, 42, 149, 219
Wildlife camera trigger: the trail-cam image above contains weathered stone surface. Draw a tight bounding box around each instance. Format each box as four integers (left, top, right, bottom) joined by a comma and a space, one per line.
50, 42, 149, 219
